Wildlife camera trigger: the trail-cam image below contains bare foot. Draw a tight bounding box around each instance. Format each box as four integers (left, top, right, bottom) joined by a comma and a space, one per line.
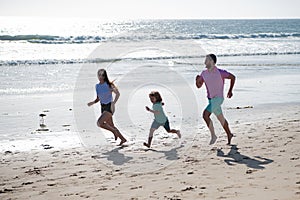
227, 134, 233, 145
209, 135, 217, 145
113, 129, 125, 144
176, 130, 181, 138
118, 139, 127, 146
143, 142, 150, 148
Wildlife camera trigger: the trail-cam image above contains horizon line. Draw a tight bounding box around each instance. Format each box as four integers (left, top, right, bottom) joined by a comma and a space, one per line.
0, 15, 300, 21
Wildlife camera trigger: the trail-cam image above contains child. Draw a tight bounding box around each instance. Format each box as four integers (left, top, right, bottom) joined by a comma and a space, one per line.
144, 91, 181, 148
196, 54, 236, 145
87, 69, 127, 146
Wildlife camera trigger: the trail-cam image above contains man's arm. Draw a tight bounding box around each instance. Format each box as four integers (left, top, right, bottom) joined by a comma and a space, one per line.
227, 73, 236, 98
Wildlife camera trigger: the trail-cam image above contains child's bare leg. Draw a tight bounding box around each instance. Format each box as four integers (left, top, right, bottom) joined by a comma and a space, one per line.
217, 113, 233, 145
144, 128, 155, 148
167, 129, 181, 138
203, 110, 217, 145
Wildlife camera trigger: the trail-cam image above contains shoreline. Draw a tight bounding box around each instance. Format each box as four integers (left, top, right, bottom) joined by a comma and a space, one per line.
0, 89, 299, 153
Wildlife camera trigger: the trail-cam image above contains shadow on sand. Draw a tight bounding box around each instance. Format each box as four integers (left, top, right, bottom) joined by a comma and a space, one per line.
100, 146, 133, 166
93, 144, 184, 166
147, 144, 184, 161
217, 145, 273, 169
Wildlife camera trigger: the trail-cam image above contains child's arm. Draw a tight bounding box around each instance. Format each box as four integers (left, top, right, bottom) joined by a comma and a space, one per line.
145, 106, 160, 114
87, 96, 99, 107
226, 73, 236, 98
196, 75, 204, 88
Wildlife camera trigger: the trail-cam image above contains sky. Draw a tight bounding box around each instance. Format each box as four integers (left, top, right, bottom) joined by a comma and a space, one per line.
0, 0, 299, 19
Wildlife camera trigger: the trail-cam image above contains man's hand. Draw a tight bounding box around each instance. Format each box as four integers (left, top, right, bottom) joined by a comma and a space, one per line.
195, 75, 203, 88
227, 91, 233, 98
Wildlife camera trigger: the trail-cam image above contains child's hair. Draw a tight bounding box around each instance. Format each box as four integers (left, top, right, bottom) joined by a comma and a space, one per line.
98, 69, 115, 88
149, 91, 164, 105
207, 54, 217, 64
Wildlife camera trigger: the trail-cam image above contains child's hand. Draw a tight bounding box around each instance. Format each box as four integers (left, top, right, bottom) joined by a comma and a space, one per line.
87, 102, 94, 107
145, 106, 150, 111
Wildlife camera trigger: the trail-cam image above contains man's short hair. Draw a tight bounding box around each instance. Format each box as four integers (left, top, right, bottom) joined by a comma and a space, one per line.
207, 54, 217, 64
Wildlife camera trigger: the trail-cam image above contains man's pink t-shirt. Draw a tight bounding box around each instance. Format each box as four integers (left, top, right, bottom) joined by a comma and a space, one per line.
199, 66, 230, 99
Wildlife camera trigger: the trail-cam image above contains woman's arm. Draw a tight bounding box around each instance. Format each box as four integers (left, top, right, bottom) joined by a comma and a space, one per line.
111, 86, 120, 104
110, 86, 120, 114
87, 96, 99, 106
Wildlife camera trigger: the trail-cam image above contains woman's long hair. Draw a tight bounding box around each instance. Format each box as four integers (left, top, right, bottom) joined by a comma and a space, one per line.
98, 69, 115, 88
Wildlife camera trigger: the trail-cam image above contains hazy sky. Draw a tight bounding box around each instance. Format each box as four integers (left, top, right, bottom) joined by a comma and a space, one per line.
0, 0, 299, 19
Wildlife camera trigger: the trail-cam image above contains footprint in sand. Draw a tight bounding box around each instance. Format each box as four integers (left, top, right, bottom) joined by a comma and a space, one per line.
130, 186, 143, 190
181, 186, 195, 192
98, 187, 108, 191
25, 168, 41, 175
246, 169, 258, 174
41, 144, 53, 150
22, 181, 34, 185
0, 188, 13, 193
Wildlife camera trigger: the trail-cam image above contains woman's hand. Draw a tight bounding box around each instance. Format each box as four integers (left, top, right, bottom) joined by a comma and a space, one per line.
87, 101, 94, 107
111, 102, 115, 114
88, 97, 99, 106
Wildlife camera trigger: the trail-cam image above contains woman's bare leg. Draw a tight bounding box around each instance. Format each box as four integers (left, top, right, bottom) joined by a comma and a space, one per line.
105, 115, 127, 145
97, 112, 127, 145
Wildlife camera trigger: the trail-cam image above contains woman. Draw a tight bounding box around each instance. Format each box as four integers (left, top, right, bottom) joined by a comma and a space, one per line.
87, 69, 127, 145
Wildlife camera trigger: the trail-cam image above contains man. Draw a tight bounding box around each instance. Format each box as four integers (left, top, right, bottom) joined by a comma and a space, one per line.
196, 54, 236, 145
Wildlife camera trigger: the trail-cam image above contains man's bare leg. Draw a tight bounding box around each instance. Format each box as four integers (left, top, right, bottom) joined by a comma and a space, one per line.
203, 109, 217, 145
217, 113, 233, 145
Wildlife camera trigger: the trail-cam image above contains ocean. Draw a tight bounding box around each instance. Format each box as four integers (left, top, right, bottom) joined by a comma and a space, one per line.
1, 18, 300, 62
0, 17, 300, 152
1, 17, 299, 102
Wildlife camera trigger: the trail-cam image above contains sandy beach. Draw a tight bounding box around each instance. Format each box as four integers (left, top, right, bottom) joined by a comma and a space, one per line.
1, 102, 299, 200
1, 17, 300, 200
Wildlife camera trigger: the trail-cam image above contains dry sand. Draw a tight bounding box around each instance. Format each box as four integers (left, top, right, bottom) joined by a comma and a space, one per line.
1, 103, 300, 200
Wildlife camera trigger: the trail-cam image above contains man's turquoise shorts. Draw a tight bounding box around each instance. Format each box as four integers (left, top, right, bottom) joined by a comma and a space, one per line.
205, 97, 224, 116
